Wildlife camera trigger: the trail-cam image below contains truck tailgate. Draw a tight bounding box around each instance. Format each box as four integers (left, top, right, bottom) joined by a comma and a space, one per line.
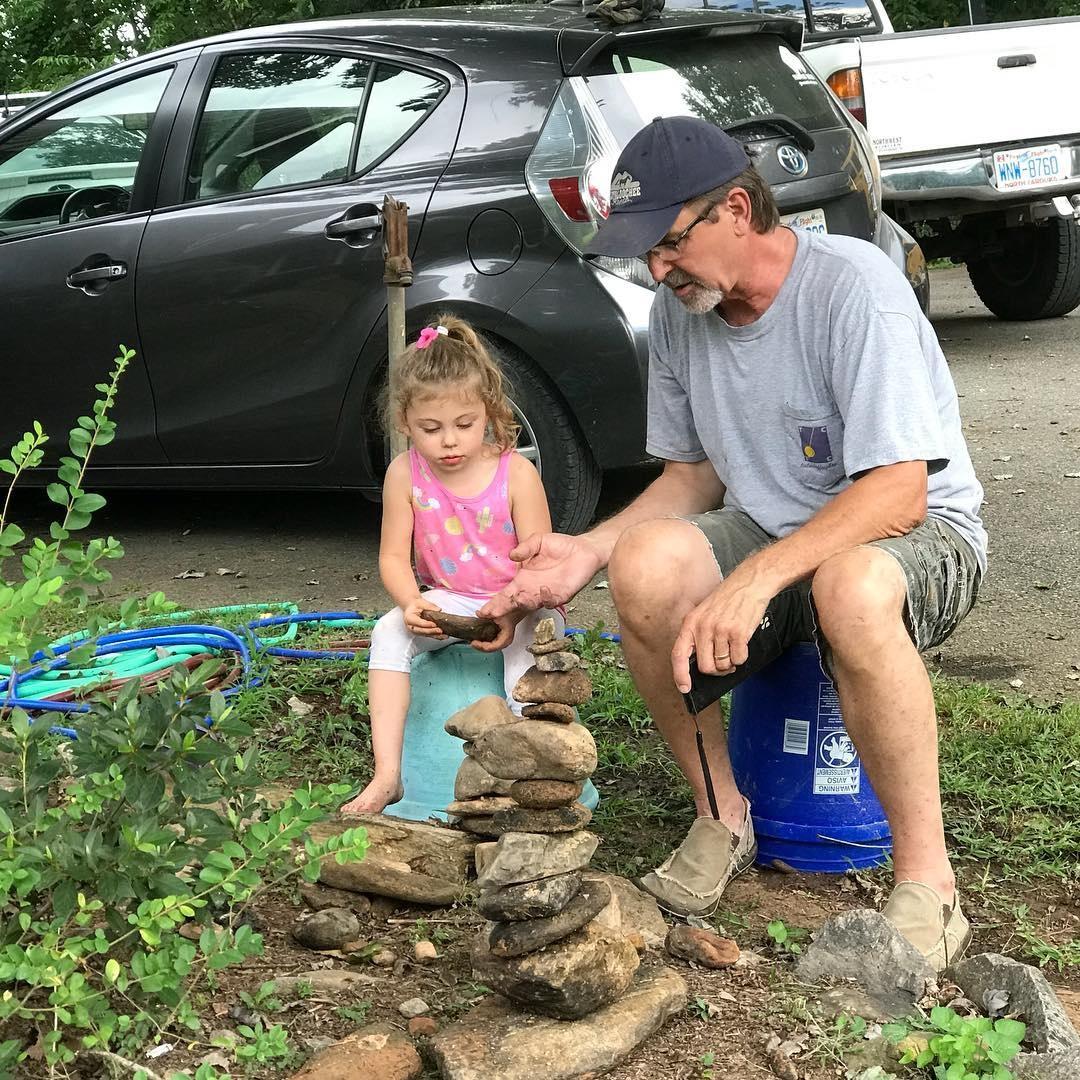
859, 17, 1080, 158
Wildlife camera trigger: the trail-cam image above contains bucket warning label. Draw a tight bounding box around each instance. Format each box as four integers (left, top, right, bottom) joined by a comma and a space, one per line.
813, 682, 861, 795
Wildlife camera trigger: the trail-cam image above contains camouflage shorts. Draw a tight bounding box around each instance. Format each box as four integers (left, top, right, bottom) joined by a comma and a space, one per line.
682, 509, 981, 707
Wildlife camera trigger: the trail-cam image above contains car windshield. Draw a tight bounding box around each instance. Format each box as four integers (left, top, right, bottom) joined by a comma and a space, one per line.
581, 35, 840, 144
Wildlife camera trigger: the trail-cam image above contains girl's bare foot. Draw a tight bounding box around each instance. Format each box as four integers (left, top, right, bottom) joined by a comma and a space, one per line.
341, 776, 404, 815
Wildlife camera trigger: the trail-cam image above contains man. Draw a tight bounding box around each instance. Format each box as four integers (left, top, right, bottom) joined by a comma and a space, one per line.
481, 116, 985, 971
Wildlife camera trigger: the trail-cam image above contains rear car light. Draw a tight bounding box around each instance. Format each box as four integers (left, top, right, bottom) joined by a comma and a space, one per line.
827, 68, 866, 126
527, 80, 654, 289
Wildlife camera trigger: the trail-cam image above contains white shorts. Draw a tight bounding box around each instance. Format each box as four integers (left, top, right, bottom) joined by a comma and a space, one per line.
366, 589, 564, 715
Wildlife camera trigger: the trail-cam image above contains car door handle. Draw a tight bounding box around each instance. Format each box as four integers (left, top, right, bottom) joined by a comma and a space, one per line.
998, 53, 1036, 68
67, 263, 128, 287
325, 213, 381, 239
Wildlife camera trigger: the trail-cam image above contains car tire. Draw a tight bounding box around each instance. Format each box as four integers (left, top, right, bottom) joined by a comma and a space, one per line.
497, 348, 601, 536
967, 218, 1080, 320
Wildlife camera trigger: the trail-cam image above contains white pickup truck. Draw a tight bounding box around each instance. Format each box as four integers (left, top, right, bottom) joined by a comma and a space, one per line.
801, 5, 1080, 320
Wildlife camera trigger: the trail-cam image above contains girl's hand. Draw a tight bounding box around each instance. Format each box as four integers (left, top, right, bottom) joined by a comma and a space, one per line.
403, 597, 445, 638
471, 611, 524, 653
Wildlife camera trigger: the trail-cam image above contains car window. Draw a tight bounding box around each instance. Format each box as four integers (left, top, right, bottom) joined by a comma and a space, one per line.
0, 70, 171, 237
187, 52, 372, 200
355, 65, 447, 173
663, 0, 877, 34
582, 37, 839, 143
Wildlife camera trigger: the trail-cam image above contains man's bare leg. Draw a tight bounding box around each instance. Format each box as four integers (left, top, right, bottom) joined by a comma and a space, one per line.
812, 547, 954, 900
608, 518, 746, 834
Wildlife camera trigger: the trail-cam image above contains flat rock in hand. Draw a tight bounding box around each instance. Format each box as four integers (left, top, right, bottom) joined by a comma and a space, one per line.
488, 879, 611, 957
421, 609, 499, 642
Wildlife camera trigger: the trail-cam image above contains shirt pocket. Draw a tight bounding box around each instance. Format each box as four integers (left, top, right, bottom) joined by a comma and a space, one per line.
781, 403, 846, 490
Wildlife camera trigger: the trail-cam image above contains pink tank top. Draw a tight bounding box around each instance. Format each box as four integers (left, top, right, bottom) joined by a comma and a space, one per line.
410, 448, 518, 598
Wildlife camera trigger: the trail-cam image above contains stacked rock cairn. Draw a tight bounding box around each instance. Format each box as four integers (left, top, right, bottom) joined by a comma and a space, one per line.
443, 617, 640, 1020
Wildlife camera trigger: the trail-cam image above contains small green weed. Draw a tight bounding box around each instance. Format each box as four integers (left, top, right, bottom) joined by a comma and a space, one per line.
767, 919, 810, 955
883, 1006, 1025, 1079
699, 1050, 718, 1078
335, 1001, 373, 1024
232, 1020, 293, 1066
237, 979, 282, 1016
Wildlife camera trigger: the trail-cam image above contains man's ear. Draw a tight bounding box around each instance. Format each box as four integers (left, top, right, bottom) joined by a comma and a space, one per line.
726, 188, 753, 236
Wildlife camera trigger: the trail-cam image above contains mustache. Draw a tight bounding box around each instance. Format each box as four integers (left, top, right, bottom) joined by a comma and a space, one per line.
664, 270, 710, 290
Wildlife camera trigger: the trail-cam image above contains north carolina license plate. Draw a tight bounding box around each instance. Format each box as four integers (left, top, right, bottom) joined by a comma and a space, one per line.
781, 208, 827, 233
992, 144, 1069, 192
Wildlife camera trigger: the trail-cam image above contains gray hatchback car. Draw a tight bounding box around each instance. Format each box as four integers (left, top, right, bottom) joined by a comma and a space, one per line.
0, 5, 924, 532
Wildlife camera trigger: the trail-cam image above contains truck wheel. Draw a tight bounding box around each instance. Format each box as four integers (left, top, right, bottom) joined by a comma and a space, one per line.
967, 218, 1080, 320
498, 349, 601, 537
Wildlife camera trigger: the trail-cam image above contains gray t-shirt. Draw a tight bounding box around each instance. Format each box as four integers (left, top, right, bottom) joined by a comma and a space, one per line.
646, 228, 987, 571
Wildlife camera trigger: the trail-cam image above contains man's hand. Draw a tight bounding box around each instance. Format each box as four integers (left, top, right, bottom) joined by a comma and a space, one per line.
403, 597, 446, 638
479, 532, 604, 619
671, 571, 772, 693
471, 611, 524, 653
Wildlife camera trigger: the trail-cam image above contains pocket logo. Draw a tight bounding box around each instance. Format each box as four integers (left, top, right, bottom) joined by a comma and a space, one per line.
798, 425, 834, 464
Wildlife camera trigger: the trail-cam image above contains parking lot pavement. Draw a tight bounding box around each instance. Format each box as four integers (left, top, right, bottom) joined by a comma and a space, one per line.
8, 268, 1078, 699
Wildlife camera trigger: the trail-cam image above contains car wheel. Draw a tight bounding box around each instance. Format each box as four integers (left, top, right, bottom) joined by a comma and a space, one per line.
498, 348, 601, 536
967, 218, 1080, 320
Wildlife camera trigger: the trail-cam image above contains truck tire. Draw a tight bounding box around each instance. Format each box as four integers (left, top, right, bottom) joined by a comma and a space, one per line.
499, 349, 601, 536
967, 218, 1080, 320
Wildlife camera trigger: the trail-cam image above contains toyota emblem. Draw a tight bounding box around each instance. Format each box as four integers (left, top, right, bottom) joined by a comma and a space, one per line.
777, 144, 809, 176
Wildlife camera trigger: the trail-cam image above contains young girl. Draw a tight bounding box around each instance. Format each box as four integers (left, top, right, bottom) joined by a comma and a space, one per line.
341, 316, 562, 815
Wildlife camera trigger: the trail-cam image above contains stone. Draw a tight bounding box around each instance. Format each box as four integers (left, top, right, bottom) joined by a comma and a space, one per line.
796, 910, 938, 1006
454, 757, 515, 800
533, 617, 557, 645
535, 651, 582, 673
476, 831, 599, 890
510, 779, 583, 808
471, 920, 640, 1020
421, 609, 499, 642
446, 796, 518, 818
521, 703, 576, 724
952, 953, 1080, 1054
300, 884, 372, 916
489, 879, 611, 957
398, 997, 429, 1019
512, 668, 592, 707
584, 872, 669, 950
458, 815, 502, 837
273, 970, 382, 998
312, 814, 475, 906
371, 948, 397, 967
490, 803, 592, 834
292, 909, 360, 951
431, 967, 687, 1080
666, 925, 740, 968
528, 639, 567, 656
445, 696, 516, 742
473, 841, 498, 878
468, 721, 596, 782
477, 872, 583, 922
627, 932, 646, 953
407, 1016, 438, 1038
817, 984, 918, 1023
413, 940, 438, 963
1013, 1048, 1080, 1079
289, 1022, 422, 1080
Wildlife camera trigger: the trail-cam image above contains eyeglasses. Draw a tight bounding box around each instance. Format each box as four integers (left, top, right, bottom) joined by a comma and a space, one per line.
639, 206, 714, 264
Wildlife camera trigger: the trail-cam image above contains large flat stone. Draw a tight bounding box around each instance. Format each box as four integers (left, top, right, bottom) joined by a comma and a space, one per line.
476, 831, 599, 890
1013, 1048, 1080, 1079
467, 721, 596, 782
430, 967, 687, 1080
489, 879, 611, 958
447, 797, 518, 818
953, 953, 1080, 1054
445, 696, 517, 742
290, 1022, 421, 1080
477, 872, 583, 922
471, 920, 639, 1020
510, 779, 583, 808
490, 803, 592, 834
512, 668, 592, 707
313, 814, 475, 906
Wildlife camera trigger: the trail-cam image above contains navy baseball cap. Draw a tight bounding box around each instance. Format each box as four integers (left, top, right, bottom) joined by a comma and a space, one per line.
586, 116, 751, 258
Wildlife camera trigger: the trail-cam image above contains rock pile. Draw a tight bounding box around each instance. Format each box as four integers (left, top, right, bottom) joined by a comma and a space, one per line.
444, 619, 638, 1020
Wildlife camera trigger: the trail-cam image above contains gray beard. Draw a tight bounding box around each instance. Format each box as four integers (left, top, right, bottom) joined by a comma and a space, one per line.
664, 274, 725, 314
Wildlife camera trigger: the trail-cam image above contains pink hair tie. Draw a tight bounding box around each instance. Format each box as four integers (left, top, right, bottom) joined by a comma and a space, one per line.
416, 325, 448, 349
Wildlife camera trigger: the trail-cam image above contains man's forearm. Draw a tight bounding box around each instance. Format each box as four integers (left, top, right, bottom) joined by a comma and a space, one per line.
734, 461, 928, 597
584, 460, 726, 567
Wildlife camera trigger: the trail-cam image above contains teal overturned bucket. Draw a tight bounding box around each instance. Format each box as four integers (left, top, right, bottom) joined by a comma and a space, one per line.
728, 642, 891, 872
385, 645, 598, 823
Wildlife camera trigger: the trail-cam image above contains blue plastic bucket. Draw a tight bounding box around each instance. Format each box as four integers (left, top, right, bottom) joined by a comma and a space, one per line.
385, 645, 599, 823
727, 642, 891, 872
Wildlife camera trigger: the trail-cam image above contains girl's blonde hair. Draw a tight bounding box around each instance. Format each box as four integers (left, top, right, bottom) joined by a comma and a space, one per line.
387, 315, 520, 451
